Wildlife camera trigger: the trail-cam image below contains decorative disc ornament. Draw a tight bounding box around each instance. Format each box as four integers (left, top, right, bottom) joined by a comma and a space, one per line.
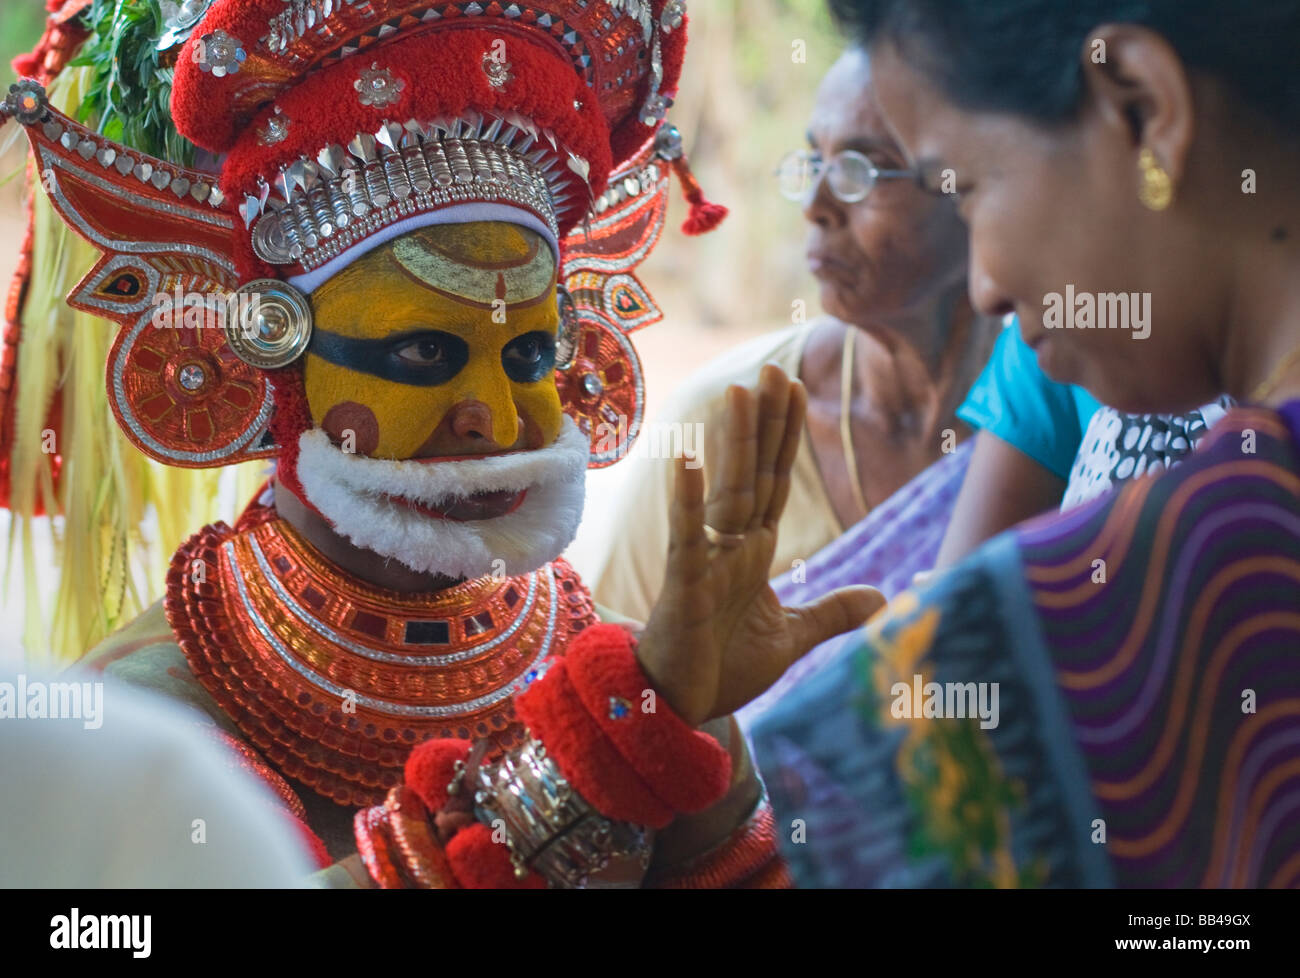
4, 79, 49, 125
223, 279, 313, 369
558, 136, 669, 468
107, 310, 275, 468
556, 285, 580, 371
555, 313, 646, 468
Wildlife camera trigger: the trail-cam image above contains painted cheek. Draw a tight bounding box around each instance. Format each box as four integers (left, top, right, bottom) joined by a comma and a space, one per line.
514, 381, 563, 446
303, 356, 340, 428
371, 388, 460, 458
304, 358, 388, 452
320, 402, 380, 455
306, 355, 454, 460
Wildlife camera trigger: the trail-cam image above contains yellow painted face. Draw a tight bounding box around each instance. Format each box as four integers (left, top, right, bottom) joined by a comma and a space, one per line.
305, 222, 562, 459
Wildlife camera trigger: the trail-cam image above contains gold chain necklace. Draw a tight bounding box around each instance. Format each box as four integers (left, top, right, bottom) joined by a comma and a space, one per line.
1251, 344, 1300, 402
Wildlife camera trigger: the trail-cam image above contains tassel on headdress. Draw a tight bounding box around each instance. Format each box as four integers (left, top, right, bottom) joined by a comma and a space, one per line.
653, 124, 727, 236
670, 153, 728, 236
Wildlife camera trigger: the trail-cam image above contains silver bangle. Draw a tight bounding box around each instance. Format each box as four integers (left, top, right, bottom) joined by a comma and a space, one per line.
473, 737, 652, 888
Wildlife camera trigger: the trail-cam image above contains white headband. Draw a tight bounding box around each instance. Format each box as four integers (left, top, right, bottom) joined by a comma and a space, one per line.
287, 202, 560, 295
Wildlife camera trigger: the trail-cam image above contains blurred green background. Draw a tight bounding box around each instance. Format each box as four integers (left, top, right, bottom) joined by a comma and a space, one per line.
0, 2, 43, 69
655, 0, 843, 329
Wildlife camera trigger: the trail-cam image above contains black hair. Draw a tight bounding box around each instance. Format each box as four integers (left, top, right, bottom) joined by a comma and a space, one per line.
827, 1, 1300, 130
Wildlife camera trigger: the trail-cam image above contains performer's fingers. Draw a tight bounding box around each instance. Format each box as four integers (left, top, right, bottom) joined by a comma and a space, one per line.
749, 364, 792, 531
764, 378, 808, 529
787, 585, 886, 659
704, 384, 758, 534
664, 452, 708, 586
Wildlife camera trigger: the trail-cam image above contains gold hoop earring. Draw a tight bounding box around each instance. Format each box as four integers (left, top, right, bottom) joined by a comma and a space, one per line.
1138, 147, 1173, 211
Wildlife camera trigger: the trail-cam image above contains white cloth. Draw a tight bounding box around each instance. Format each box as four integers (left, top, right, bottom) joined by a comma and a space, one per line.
0, 670, 314, 887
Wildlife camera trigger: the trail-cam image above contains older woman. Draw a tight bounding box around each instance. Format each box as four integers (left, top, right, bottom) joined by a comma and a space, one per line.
589, 46, 998, 623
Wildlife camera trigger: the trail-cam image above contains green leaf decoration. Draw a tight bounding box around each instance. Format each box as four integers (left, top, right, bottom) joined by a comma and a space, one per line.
73, 0, 198, 168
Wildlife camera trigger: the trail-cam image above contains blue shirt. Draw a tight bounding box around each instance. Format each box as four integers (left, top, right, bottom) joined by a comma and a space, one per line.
957, 320, 1101, 480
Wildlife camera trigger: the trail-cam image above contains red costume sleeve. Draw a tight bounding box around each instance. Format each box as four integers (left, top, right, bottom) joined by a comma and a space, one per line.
355, 623, 791, 888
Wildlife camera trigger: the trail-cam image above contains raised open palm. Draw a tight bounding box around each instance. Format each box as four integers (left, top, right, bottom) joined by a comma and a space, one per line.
637, 363, 885, 727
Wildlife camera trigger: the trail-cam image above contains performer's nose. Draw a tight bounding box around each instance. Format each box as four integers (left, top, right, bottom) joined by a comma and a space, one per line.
447, 399, 520, 448
449, 401, 493, 441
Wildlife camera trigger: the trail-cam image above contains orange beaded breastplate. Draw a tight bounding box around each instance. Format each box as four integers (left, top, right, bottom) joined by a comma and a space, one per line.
164, 502, 598, 808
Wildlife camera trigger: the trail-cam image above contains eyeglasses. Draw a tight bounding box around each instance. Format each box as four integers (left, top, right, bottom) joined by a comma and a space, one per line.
776, 149, 915, 204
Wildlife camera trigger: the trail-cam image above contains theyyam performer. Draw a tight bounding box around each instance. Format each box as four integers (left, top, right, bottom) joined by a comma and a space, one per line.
2, 0, 882, 886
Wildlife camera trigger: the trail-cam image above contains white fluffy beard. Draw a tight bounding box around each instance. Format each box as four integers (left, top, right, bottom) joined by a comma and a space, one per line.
295, 416, 589, 580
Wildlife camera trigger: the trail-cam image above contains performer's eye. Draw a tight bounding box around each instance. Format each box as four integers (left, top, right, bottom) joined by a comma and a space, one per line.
379, 330, 469, 385
397, 337, 450, 364
502, 331, 556, 383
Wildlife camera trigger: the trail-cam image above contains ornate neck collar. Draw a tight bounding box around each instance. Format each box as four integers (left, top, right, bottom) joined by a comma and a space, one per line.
165, 505, 596, 807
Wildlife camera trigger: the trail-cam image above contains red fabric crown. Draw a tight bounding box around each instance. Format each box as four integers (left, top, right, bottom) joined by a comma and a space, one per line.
169, 0, 688, 278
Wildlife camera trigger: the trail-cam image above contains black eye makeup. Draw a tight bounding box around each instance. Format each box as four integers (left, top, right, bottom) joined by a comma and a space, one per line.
502, 330, 557, 384
309, 328, 471, 386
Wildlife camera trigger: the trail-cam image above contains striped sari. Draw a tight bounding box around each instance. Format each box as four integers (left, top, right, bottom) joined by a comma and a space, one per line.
750, 403, 1300, 888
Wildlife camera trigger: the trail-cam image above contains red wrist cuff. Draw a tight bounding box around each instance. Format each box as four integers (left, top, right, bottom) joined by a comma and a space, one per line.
648, 796, 792, 889
515, 623, 731, 828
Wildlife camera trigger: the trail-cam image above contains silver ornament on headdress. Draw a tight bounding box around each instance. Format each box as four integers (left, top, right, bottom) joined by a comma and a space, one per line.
224, 279, 314, 369
355, 63, 405, 109
245, 112, 586, 271
157, 0, 216, 52
196, 29, 247, 78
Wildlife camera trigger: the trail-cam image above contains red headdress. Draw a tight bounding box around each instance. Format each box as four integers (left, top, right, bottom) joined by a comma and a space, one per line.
1, 0, 722, 488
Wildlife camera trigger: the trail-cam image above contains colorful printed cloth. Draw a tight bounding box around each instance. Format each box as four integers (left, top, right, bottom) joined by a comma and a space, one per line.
751, 403, 1300, 888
